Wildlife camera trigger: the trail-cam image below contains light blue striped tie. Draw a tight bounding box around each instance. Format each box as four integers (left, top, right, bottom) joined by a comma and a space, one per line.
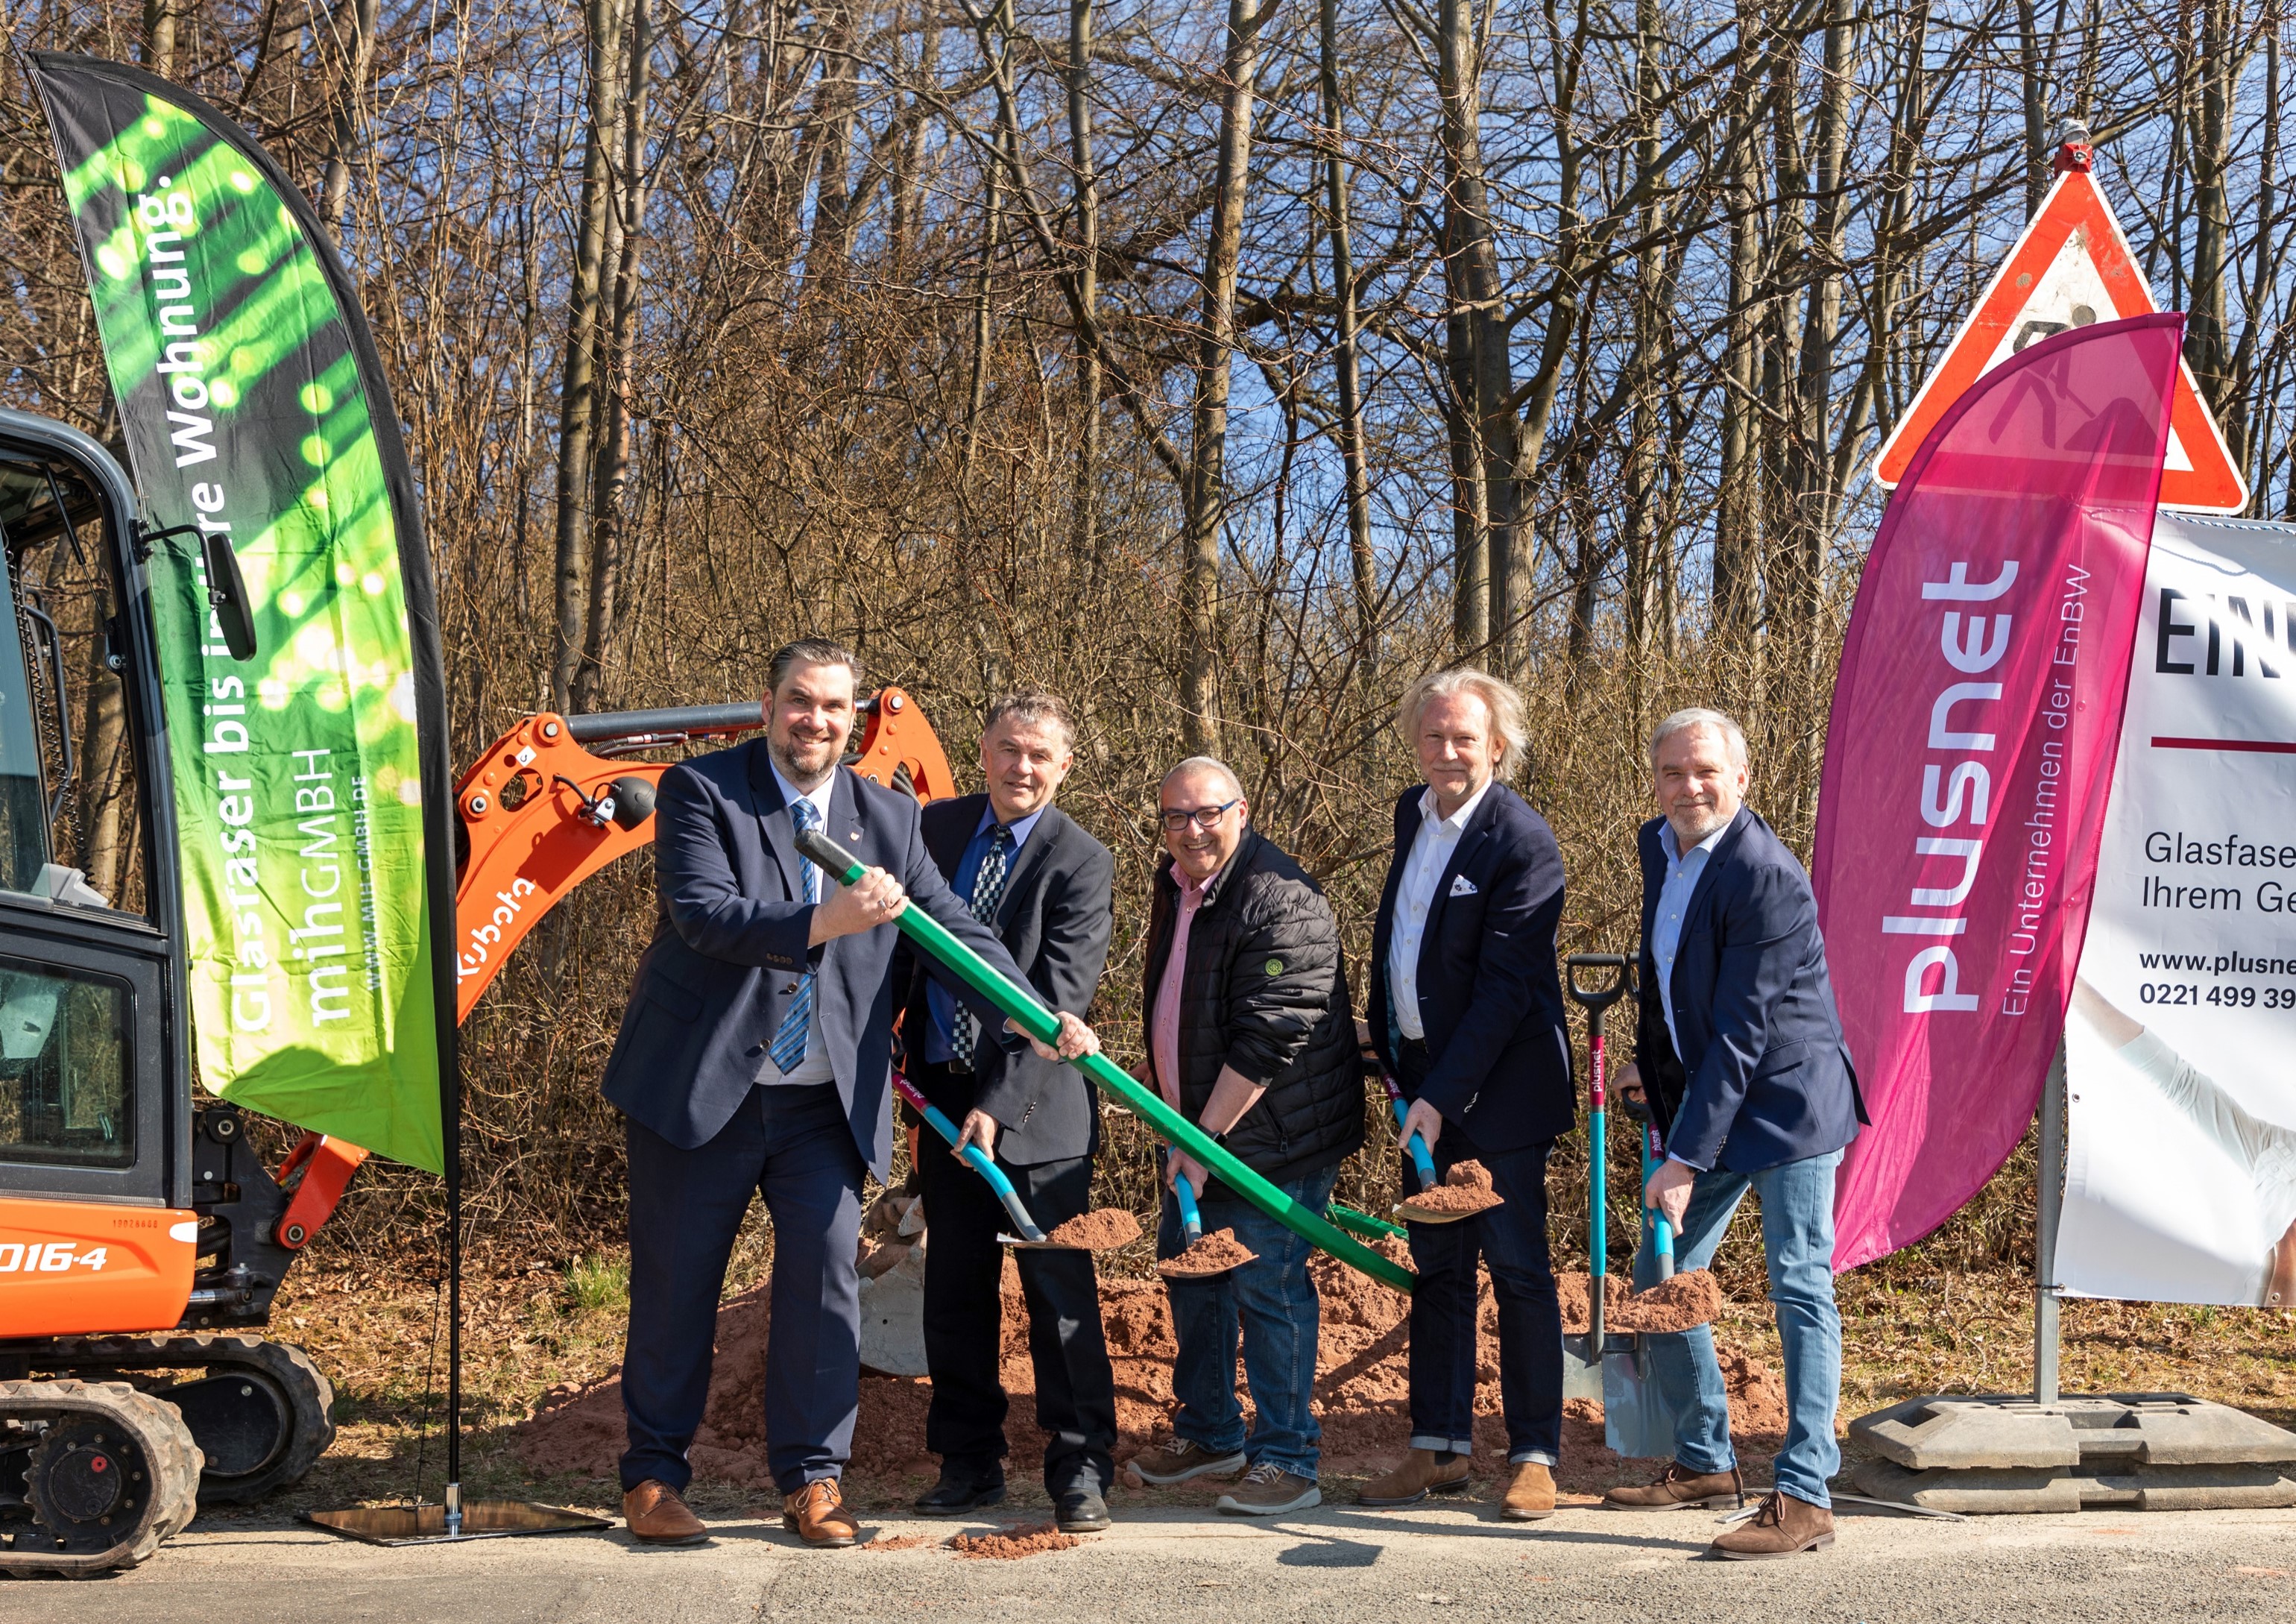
768, 799, 821, 1074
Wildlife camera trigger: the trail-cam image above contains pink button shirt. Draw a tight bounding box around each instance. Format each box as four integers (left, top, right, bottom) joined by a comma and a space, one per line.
1151, 861, 1221, 1108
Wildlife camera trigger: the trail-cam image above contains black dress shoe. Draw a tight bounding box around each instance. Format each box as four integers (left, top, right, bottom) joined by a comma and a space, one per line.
914, 1470, 1006, 1516
1053, 1482, 1111, 1532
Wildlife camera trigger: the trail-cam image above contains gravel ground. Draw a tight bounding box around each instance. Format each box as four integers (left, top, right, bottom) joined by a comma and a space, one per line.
14, 1499, 2295, 1623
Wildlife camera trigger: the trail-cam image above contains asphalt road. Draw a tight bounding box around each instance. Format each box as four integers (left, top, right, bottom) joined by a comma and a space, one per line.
10, 1500, 2295, 1623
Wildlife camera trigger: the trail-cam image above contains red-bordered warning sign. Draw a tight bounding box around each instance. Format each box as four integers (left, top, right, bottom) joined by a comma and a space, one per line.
1875, 166, 2249, 514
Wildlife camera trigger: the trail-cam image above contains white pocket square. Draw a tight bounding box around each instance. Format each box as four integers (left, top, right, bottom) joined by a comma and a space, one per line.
1448, 875, 1479, 897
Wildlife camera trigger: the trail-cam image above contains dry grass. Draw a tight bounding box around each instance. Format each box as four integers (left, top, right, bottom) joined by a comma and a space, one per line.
226, 1158, 2296, 1526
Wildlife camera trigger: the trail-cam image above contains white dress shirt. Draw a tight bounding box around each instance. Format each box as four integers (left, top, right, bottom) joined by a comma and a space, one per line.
1386, 780, 1492, 1041
757, 759, 839, 1088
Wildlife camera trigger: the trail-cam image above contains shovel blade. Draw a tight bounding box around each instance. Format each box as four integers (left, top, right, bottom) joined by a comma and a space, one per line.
1601, 1338, 1685, 1460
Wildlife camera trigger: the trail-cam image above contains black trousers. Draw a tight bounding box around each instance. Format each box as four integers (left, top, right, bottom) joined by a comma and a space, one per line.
1396, 1039, 1565, 1464
912, 1063, 1117, 1493
621, 1081, 865, 1496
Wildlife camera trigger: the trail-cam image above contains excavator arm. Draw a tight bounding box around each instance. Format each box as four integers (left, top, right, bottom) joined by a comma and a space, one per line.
268, 689, 956, 1245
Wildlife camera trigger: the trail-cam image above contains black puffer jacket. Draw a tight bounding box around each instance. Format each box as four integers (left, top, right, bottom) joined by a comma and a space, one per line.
1141, 829, 1363, 1193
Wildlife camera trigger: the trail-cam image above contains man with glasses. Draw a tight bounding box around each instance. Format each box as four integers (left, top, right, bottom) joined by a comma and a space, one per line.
1125, 757, 1363, 1515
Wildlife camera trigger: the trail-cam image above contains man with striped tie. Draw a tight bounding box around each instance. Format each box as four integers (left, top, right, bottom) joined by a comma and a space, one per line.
898, 690, 1118, 1530
602, 641, 1100, 1549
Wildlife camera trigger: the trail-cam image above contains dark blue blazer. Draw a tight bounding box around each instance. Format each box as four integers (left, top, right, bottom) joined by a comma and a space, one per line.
602, 740, 1026, 1176
1633, 806, 1865, 1174
1367, 783, 1575, 1153
898, 794, 1115, 1165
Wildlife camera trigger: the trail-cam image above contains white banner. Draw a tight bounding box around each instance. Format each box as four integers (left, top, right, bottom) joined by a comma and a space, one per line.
2060, 513, 2296, 1307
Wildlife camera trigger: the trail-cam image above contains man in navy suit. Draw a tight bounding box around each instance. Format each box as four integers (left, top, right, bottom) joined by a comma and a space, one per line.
601, 640, 1098, 1549
1607, 708, 1865, 1561
1357, 667, 1574, 1520
896, 690, 1119, 1531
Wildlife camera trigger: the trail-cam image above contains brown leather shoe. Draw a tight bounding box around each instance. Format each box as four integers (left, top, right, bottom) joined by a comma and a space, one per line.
1603, 1460, 1744, 1509
781, 1477, 860, 1548
1356, 1447, 1472, 1507
1710, 1491, 1835, 1559
1501, 1461, 1557, 1520
622, 1479, 708, 1544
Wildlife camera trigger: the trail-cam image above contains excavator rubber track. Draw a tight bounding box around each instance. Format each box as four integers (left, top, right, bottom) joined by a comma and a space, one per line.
32, 1335, 335, 1506
0, 1378, 202, 1577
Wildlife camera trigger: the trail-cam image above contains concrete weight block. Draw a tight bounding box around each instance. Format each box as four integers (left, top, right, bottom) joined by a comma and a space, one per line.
1849, 1391, 2296, 1472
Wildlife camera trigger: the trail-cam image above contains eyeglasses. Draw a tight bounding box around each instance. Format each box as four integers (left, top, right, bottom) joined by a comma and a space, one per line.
1158, 799, 1242, 833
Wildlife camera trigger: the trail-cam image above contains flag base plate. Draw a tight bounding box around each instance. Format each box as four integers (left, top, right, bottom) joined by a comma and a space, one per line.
302, 1499, 610, 1546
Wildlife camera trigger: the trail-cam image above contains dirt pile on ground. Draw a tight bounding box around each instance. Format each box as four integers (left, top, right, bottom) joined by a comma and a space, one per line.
1555, 1269, 1724, 1334
946, 1522, 1080, 1558
515, 1250, 1783, 1498
1156, 1228, 1256, 1277
1042, 1209, 1141, 1250
1397, 1160, 1505, 1219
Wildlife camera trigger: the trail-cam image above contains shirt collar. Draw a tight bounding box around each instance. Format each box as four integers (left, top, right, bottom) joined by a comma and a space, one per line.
1660, 812, 1733, 866
1419, 778, 1493, 837
975, 800, 1047, 849
769, 758, 837, 827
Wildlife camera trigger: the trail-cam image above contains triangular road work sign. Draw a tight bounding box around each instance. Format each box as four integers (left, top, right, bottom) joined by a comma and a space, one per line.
1874, 162, 2249, 514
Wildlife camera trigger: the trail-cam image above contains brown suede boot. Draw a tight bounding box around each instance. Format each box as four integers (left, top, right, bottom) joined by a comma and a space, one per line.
1356, 1448, 1472, 1507
1602, 1460, 1744, 1510
622, 1479, 708, 1544
1710, 1491, 1834, 1558
1501, 1461, 1557, 1521
781, 1478, 860, 1548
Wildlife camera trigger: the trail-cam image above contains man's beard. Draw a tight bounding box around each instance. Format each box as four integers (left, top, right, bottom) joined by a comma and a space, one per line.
771, 729, 843, 786
1668, 802, 1731, 846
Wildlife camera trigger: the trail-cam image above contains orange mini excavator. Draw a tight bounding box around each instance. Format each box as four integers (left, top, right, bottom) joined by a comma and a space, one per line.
0, 407, 956, 1573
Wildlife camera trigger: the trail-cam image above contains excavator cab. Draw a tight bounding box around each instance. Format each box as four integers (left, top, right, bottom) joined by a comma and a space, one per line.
0, 411, 333, 1574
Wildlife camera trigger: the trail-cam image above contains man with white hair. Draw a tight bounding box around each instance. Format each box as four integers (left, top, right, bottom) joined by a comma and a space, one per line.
1607, 708, 1865, 1560
1355, 667, 1574, 1520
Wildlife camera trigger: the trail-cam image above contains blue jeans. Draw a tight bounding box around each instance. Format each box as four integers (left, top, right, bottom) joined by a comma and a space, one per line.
1157, 1164, 1337, 1480
1634, 1147, 1844, 1506
1405, 1133, 1561, 1465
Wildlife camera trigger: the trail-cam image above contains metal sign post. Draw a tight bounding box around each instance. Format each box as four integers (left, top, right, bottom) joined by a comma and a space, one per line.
2034, 1042, 2066, 1406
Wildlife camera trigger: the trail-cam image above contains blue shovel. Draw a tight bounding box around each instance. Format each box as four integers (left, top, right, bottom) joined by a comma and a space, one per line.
893, 1071, 1076, 1247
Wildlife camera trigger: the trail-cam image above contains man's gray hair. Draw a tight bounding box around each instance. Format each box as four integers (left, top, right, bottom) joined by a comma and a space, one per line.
1161, 755, 1244, 800
984, 687, 1076, 749
1649, 707, 1749, 769
1395, 666, 1531, 778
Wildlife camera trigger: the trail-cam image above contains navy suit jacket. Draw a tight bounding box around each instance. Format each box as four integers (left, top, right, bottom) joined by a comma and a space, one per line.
1367, 783, 1575, 1153
601, 740, 1026, 1177
1633, 806, 1866, 1174
898, 794, 1115, 1165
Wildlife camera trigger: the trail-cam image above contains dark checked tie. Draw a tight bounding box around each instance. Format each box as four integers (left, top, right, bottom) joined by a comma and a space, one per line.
950, 822, 1014, 1072
767, 799, 822, 1074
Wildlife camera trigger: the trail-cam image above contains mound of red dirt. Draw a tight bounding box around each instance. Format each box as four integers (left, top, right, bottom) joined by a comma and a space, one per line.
1042, 1208, 1141, 1250
514, 1251, 1784, 1496
1555, 1268, 1725, 1334
947, 1522, 1079, 1558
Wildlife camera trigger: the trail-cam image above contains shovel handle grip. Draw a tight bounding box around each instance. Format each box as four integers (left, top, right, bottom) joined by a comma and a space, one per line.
1378, 1070, 1442, 1189
1564, 952, 1636, 1022
893, 1071, 1046, 1242
1173, 1169, 1203, 1243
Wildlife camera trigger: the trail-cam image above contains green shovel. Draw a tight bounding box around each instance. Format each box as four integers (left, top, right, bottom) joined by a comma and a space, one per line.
795, 826, 1413, 1293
